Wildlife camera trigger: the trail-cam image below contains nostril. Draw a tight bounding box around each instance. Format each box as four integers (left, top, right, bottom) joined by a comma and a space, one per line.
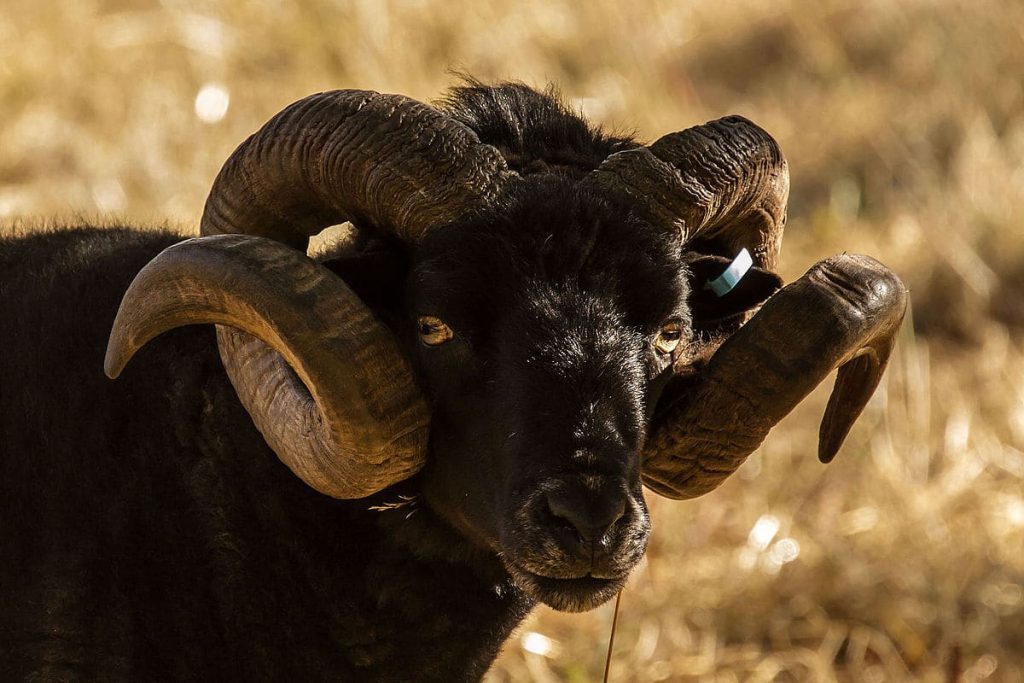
545, 491, 627, 544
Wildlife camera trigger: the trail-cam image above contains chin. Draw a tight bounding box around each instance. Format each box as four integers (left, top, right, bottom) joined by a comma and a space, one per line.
507, 564, 629, 613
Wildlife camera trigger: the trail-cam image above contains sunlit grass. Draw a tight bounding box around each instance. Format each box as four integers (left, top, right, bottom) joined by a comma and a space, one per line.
2, 0, 1022, 679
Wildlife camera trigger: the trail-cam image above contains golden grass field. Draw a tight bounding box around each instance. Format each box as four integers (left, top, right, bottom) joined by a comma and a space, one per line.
2, 0, 1023, 680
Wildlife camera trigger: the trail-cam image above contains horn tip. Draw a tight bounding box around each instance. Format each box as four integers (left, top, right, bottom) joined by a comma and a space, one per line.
817, 441, 840, 464
103, 355, 123, 380
818, 413, 850, 464
103, 336, 128, 379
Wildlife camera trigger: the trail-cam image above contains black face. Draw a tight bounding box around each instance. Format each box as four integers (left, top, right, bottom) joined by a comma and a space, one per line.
406, 179, 690, 612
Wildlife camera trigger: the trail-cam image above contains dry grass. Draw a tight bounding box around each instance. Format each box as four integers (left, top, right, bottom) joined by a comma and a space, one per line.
2, 0, 1022, 679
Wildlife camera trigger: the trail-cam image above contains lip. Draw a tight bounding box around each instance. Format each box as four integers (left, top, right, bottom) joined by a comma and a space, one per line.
509, 565, 627, 612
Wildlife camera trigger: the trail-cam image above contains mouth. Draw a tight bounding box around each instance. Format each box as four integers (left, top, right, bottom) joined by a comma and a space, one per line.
507, 564, 627, 612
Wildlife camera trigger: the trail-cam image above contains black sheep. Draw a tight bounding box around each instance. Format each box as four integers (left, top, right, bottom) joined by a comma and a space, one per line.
0, 82, 906, 681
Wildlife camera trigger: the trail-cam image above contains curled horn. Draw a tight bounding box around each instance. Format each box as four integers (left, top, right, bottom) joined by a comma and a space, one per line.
201, 90, 514, 246
586, 116, 905, 499
584, 115, 788, 269
107, 90, 516, 498
642, 255, 907, 499
105, 235, 427, 498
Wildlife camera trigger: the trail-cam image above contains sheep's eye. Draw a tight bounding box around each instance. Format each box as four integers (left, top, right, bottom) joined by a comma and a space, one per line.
417, 316, 454, 346
654, 321, 683, 355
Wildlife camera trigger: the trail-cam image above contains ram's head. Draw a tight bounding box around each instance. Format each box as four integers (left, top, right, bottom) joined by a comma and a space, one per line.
105, 89, 906, 612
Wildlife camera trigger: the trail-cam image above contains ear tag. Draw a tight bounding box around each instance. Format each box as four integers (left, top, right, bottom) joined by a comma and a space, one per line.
704, 248, 753, 297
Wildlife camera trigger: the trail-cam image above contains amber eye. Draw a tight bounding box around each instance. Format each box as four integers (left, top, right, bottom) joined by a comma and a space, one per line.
654, 321, 683, 355
417, 315, 454, 346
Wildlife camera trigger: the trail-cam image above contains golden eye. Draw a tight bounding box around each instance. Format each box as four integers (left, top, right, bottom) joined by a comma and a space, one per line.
417, 315, 454, 346
654, 321, 683, 355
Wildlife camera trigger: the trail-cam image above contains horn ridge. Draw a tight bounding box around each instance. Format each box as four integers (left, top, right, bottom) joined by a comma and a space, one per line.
642, 254, 907, 500
105, 234, 430, 499
183, 90, 516, 496
584, 115, 788, 269
201, 89, 513, 246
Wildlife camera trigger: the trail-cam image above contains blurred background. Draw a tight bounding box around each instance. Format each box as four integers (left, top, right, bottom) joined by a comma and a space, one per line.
2, 0, 1022, 679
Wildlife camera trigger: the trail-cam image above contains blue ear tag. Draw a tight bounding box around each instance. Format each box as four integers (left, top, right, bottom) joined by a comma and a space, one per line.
704, 248, 753, 297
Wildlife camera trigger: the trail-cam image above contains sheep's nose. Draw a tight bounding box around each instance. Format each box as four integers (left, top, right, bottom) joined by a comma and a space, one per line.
546, 489, 627, 546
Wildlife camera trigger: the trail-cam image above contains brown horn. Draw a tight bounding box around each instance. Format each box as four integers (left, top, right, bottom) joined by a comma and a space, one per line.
109, 90, 515, 498
641, 254, 908, 500
584, 115, 788, 269
199, 90, 517, 496
105, 235, 429, 499
200, 89, 515, 245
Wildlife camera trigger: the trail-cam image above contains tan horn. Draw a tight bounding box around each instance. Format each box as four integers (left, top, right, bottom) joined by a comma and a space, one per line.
105, 235, 429, 498
584, 115, 788, 269
641, 254, 907, 499
109, 90, 516, 497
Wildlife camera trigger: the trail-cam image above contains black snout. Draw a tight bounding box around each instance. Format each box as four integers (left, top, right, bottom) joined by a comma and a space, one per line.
501, 474, 649, 612
546, 488, 627, 549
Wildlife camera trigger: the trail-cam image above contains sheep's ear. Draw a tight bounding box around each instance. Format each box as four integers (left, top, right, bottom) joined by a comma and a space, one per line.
687, 255, 783, 332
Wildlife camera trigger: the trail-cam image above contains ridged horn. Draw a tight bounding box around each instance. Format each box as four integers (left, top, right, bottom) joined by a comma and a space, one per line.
200, 89, 515, 245
641, 254, 908, 499
584, 115, 788, 269
109, 90, 516, 498
584, 114, 891, 499
105, 235, 429, 498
